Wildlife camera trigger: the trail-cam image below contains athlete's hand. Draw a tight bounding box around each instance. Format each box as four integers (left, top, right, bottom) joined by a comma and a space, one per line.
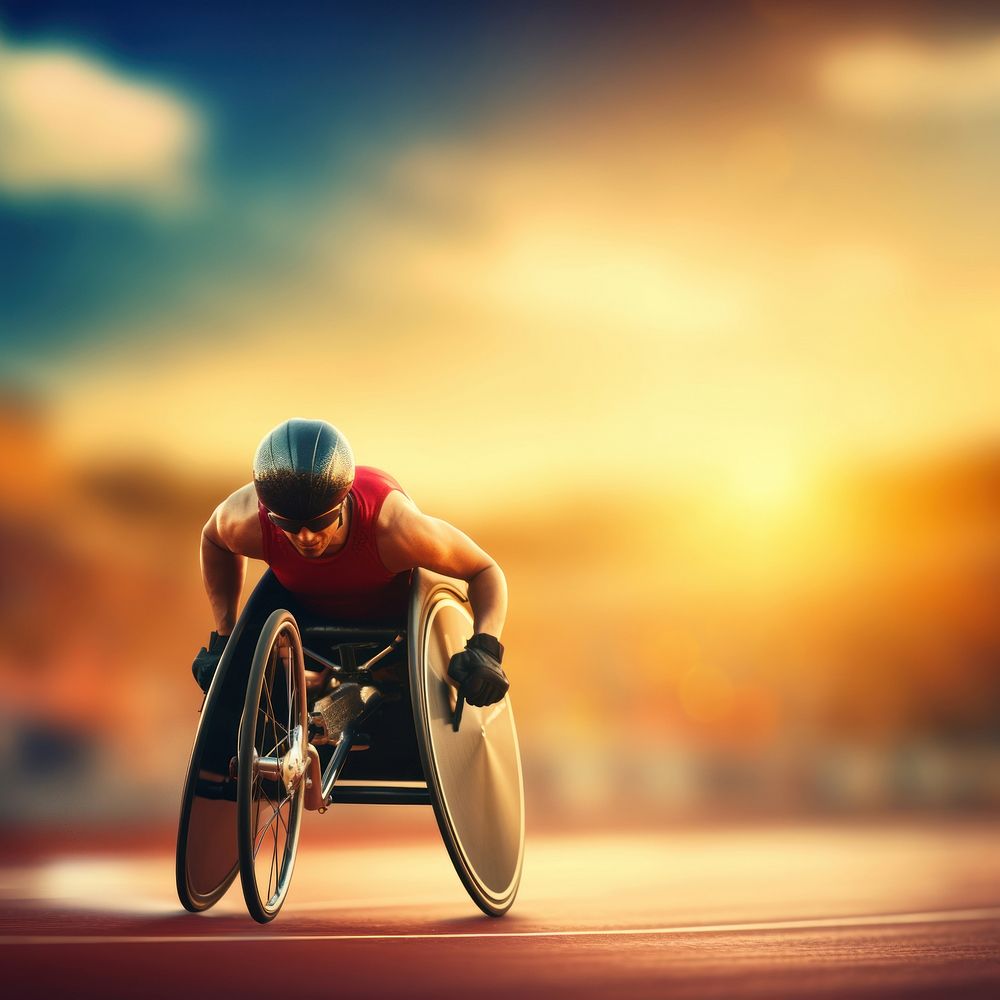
448, 634, 508, 707
192, 631, 229, 692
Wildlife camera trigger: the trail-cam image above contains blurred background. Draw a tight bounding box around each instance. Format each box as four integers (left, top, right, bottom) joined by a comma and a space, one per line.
1, 0, 999, 839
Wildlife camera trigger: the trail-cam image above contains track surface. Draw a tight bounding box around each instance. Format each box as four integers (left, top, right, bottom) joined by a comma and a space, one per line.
2, 817, 999, 999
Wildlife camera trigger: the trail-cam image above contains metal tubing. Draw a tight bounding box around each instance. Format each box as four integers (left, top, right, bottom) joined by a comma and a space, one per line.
320, 731, 357, 803
302, 646, 345, 675
357, 634, 405, 671
328, 785, 432, 805
302, 634, 403, 681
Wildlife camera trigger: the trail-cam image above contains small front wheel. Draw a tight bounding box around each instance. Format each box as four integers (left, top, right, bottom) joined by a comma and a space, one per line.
237, 609, 308, 923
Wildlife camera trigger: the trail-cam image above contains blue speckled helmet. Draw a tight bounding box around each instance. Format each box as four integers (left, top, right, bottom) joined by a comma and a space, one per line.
252, 419, 355, 521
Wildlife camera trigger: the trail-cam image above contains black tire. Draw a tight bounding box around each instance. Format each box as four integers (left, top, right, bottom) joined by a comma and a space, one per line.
237, 609, 308, 923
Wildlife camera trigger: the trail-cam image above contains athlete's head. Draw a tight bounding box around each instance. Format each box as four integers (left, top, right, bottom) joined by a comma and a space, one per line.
253, 419, 355, 547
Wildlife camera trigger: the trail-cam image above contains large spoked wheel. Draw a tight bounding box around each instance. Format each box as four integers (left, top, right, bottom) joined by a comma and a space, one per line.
237, 609, 308, 923
409, 570, 525, 917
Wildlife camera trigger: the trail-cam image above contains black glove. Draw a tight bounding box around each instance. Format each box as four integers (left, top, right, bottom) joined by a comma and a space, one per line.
192, 631, 229, 693
448, 634, 509, 707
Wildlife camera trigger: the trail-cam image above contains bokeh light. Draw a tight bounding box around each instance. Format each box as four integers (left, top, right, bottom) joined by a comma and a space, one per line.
1, 2, 999, 839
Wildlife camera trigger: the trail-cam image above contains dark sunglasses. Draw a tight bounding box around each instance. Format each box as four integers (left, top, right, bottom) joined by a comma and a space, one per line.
266, 501, 345, 535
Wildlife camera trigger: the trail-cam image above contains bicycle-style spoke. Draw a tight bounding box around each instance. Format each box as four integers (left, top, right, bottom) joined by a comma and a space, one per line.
253, 796, 291, 857
259, 701, 285, 758
269, 817, 277, 901
264, 729, 287, 760
263, 662, 278, 729
263, 665, 284, 740
253, 790, 292, 857
254, 778, 292, 907
260, 735, 286, 760
284, 637, 297, 737
274, 797, 289, 837
255, 654, 289, 760
260, 652, 289, 754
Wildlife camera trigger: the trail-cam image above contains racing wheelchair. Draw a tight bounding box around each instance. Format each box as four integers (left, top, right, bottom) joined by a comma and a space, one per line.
175, 569, 524, 923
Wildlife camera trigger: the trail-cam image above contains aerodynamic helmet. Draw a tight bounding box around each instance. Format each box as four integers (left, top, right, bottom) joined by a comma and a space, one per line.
252, 418, 355, 523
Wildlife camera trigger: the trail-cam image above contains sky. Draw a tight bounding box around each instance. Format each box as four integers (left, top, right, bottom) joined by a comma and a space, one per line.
2, 1, 1000, 511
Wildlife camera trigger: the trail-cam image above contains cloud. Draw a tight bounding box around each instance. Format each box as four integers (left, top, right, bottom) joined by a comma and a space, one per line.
0, 33, 203, 205
817, 34, 1000, 117
333, 141, 756, 339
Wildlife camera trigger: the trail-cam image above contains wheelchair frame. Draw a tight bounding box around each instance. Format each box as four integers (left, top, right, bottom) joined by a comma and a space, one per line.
175, 568, 523, 922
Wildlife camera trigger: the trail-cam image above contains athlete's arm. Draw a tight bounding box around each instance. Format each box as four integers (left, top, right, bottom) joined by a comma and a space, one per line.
376, 492, 508, 639
201, 483, 264, 635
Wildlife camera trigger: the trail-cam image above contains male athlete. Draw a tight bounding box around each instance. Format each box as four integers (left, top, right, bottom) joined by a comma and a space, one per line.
191, 418, 509, 707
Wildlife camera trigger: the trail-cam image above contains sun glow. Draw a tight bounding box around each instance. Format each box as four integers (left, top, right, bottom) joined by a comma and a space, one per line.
720, 451, 813, 522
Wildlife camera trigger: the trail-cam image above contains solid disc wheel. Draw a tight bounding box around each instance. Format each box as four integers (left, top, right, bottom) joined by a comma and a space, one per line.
409, 571, 525, 917
237, 610, 308, 923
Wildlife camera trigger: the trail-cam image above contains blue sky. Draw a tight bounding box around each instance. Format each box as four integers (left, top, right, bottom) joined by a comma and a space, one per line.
0, 2, 700, 377
5, 1, 994, 379
0, 6, 452, 362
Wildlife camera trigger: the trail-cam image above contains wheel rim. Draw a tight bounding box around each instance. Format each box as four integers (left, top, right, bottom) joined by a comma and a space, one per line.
244, 620, 306, 917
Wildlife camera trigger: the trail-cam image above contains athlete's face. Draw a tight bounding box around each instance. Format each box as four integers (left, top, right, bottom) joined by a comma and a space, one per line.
281, 521, 342, 558
272, 497, 349, 558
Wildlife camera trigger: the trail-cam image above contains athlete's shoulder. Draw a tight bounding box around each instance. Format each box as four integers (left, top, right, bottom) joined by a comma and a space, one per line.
370, 467, 418, 534
207, 482, 264, 558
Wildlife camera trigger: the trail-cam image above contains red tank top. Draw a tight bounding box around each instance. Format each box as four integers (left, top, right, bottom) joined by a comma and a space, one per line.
257, 466, 411, 623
